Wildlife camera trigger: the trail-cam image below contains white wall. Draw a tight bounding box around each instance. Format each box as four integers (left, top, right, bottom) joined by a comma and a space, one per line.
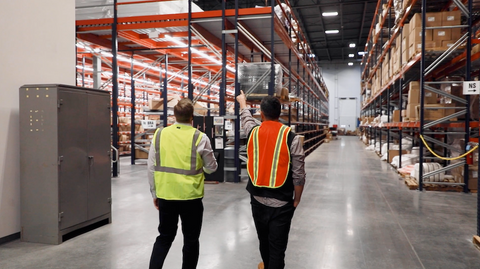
0, 1, 74, 238
320, 64, 362, 127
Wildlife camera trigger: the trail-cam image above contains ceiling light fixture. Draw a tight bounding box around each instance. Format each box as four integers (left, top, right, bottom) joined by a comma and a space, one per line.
349, 54, 354, 58
348, 62, 354, 66
349, 43, 356, 48
322, 12, 338, 17
325, 30, 339, 34
358, 51, 366, 56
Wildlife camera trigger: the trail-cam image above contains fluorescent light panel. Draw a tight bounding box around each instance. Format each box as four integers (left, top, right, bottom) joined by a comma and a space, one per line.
325, 30, 339, 34
348, 62, 354, 66
322, 12, 338, 17
358, 51, 366, 56
349, 54, 354, 58
349, 43, 356, 48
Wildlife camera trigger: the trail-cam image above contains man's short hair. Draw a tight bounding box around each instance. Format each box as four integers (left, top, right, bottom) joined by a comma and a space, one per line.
260, 96, 281, 120
174, 98, 194, 123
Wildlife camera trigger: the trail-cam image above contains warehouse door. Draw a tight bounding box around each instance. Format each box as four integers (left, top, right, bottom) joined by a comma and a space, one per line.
338, 98, 357, 131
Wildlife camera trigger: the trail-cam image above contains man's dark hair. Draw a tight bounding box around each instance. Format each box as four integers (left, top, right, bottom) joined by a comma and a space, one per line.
260, 96, 281, 120
174, 98, 194, 123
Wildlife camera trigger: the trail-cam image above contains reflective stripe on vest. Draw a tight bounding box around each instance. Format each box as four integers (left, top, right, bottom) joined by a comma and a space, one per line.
154, 127, 203, 175
247, 122, 291, 188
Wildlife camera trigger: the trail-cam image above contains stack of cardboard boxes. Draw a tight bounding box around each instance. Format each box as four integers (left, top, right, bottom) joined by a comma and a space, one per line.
407, 11, 461, 58
365, 11, 462, 106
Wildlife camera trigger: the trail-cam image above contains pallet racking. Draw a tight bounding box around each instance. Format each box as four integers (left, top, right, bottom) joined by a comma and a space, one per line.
75, 0, 329, 180
359, 0, 480, 238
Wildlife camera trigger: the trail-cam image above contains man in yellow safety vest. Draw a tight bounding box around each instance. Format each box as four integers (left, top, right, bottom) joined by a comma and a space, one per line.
147, 98, 218, 269
236, 90, 306, 269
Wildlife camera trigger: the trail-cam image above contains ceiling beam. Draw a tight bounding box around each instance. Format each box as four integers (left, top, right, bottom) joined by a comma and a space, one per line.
340, 3, 344, 61
357, 1, 368, 56
317, 4, 332, 61
293, 0, 377, 9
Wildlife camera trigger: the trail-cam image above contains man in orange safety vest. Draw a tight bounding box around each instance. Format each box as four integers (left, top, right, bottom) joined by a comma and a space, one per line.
236, 90, 306, 269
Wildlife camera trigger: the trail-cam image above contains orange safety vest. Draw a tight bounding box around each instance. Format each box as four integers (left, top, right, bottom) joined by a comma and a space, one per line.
247, 121, 291, 188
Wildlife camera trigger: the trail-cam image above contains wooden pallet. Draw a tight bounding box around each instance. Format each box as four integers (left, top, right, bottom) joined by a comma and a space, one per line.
404, 176, 464, 192
405, 176, 419, 190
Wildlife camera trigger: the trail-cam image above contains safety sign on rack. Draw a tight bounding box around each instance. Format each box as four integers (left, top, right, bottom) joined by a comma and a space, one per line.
141, 120, 156, 129
463, 81, 480, 95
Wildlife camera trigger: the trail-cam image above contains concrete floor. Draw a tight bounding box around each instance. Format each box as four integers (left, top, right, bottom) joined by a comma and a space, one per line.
1, 136, 480, 268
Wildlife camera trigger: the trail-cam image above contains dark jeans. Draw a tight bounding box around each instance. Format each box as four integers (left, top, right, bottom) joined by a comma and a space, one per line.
251, 197, 296, 269
149, 198, 204, 269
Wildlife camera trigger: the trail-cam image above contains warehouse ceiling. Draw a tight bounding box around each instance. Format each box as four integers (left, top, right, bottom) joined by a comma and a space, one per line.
196, 0, 379, 63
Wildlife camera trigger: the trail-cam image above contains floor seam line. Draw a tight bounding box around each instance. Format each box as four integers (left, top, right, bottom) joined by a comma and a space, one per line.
372, 161, 427, 269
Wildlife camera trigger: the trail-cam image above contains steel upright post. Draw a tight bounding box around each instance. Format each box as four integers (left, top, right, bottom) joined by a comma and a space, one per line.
188, 0, 193, 100
112, 0, 119, 177
163, 55, 168, 128
234, 0, 240, 183
130, 54, 136, 164
269, 0, 275, 96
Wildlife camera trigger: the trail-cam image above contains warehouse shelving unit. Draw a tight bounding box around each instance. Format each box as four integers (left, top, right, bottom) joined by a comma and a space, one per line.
75, 0, 329, 179
360, 0, 480, 239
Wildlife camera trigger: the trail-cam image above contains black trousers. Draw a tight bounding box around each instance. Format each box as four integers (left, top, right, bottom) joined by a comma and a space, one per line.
251, 197, 296, 269
149, 198, 204, 269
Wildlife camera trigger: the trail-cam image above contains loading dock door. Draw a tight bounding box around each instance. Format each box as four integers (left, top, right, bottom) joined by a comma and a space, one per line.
338, 98, 357, 131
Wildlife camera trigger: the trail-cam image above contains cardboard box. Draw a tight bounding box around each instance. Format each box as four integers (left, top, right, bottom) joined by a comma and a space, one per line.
406, 103, 418, 120
426, 12, 442, 27
401, 110, 407, 117
442, 10, 461, 26
442, 40, 455, 50
433, 29, 451, 42
410, 41, 436, 55
416, 104, 455, 121
409, 28, 433, 45
409, 13, 422, 33
388, 149, 408, 163
402, 46, 410, 64
135, 148, 149, 159
148, 98, 164, 110
425, 91, 438, 104
451, 28, 462, 40
462, 165, 478, 190
392, 110, 401, 122
408, 82, 420, 104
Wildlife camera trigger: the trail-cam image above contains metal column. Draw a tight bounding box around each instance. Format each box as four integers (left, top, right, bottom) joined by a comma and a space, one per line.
111, 0, 119, 177
130, 54, 136, 164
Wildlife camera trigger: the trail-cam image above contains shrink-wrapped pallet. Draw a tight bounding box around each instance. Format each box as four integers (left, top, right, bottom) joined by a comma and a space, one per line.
238, 63, 283, 100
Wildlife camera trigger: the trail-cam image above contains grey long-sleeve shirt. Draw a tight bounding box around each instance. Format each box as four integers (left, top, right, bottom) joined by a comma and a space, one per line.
240, 108, 306, 206
148, 122, 218, 198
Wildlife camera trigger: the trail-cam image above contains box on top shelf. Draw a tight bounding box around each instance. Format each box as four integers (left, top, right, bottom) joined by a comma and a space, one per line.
426, 12, 442, 27
433, 28, 451, 42
442, 10, 461, 26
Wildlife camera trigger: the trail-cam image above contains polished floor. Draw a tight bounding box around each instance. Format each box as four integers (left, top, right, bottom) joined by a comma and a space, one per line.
1, 136, 480, 268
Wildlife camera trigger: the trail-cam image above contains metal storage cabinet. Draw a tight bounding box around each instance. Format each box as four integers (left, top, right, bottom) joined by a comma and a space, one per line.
19, 84, 112, 244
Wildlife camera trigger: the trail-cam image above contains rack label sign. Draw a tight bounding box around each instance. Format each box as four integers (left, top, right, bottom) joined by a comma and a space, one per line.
463, 81, 480, 95
141, 120, 156, 129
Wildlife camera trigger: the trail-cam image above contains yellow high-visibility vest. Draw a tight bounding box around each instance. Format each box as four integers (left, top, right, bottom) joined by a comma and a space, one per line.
153, 124, 204, 200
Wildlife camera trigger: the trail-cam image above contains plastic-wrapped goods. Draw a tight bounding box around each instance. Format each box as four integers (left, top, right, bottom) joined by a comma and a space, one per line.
274, 3, 291, 27
76, 0, 203, 20
365, 145, 375, 151
238, 63, 283, 100
410, 163, 445, 182
394, 0, 405, 23
391, 154, 419, 167
375, 142, 382, 152
398, 164, 416, 175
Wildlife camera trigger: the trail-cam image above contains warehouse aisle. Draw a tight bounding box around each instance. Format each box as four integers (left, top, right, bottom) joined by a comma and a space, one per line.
1, 136, 480, 268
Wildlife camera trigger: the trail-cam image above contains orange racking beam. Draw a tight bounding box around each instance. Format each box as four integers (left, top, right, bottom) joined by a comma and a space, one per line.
118, 31, 235, 79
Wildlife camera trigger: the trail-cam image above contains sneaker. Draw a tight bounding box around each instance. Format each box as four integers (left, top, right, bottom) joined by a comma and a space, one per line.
258, 262, 264, 269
